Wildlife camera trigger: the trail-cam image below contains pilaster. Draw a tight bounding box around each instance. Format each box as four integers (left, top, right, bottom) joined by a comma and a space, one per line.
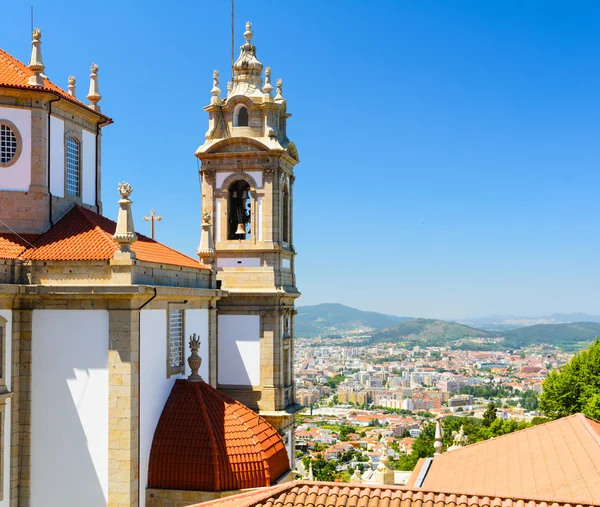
12, 305, 32, 506
108, 306, 140, 507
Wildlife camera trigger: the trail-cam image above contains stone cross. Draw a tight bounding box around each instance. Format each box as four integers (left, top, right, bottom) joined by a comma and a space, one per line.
143, 209, 163, 240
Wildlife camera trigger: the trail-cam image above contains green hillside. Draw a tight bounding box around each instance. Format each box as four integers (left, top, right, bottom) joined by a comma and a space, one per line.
370, 318, 497, 346
295, 303, 409, 337
503, 322, 600, 350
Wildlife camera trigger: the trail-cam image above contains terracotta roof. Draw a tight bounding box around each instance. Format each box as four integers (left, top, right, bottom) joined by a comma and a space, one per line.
190, 480, 597, 507
12, 205, 208, 270
148, 379, 290, 492
0, 48, 112, 123
0, 233, 39, 259
408, 413, 600, 505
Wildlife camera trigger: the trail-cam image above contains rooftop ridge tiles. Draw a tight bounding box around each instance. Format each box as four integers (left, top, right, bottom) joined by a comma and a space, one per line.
433, 414, 589, 458
72, 204, 119, 252
194, 382, 221, 492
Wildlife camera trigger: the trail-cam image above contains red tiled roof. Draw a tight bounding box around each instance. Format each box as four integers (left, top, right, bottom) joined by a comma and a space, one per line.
12, 205, 208, 270
0, 233, 39, 259
408, 413, 600, 505
191, 481, 597, 507
148, 379, 290, 492
0, 48, 112, 123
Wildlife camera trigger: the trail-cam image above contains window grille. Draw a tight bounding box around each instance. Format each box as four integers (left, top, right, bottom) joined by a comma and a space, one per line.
169, 309, 184, 371
66, 136, 80, 196
0, 124, 17, 164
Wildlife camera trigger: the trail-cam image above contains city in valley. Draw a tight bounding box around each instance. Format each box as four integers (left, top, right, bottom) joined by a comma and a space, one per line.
292, 318, 578, 482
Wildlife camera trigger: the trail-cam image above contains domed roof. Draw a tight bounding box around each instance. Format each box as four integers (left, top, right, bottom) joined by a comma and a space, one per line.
230, 22, 264, 99
148, 379, 290, 492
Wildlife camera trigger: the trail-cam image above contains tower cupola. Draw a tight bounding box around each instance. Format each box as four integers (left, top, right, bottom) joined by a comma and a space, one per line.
231, 21, 263, 97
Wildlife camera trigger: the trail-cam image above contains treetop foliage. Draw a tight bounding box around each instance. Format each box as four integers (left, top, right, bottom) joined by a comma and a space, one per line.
539, 338, 600, 419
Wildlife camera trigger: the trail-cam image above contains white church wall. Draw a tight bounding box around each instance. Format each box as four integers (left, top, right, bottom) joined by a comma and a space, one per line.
0, 106, 32, 191
218, 315, 260, 386
49, 115, 65, 197
82, 129, 96, 205
0, 310, 11, 507
139, 309, 207, 507
286, 429, 293, 466
217, 257, 261, 268
31, 310, 109, 507
185, 309, 209, 380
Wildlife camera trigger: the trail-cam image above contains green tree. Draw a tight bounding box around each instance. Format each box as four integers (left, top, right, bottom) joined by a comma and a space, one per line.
539, 338, 600, 419
482, 402, 497, 427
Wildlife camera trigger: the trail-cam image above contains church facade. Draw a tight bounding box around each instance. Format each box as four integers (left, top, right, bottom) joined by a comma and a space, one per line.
0, 23, 298, 507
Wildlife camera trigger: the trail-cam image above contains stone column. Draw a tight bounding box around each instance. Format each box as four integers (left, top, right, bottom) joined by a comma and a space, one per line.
12, 306, 32, 506
108, 307, 140, 507
208, 305, 218, 388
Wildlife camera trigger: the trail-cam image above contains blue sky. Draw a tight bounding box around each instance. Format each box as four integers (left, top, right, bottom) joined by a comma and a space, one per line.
3, 1, 600, 319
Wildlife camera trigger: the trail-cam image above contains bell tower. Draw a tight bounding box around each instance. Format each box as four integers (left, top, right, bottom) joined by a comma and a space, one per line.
195, 22, 301, 462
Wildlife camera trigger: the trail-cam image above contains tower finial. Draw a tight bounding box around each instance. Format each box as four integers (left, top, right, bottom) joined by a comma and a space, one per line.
211, 70, 221, 105
434, 419, 444, 455
28, 28, 45, 87
112, 183, 137, 259
87, 63, 102, 111
197, 211, 215, 264
262, 66, 273, 98
244, 21, 253, 43
275, 78, 284, 102
67, 76, 76, 97
187, 333, 203, 381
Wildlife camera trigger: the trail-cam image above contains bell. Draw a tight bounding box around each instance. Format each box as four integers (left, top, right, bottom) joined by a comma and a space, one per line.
232, 191, 238, 198
235, 223, 246, 235
242, 190, 249, 199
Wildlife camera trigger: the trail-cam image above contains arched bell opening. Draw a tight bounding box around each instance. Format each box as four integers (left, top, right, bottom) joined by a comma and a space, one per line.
282, 183, 290, 244
227, 180, 252, 240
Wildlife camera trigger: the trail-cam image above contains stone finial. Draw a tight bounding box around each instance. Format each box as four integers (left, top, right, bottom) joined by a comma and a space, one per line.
350, 468, 362, 484
211, 70, 221, 105
112, 182, 137, 259
187, 333, 203, 381
448, 425, 469, 452
434, 420, 444, 455
275, 78, 284, 102
374, 439, 394, 485
197, 210, 215, 265
227, 81, 232, 94
307, 461, 314, 481
244, 21, 253, 43
67, 76, 76, 97
87, 63, 102, 112
28, 28, 45, 87
263, 66, 273, 96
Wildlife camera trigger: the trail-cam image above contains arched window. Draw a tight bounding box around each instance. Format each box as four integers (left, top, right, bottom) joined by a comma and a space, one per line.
66, 136, 80, 197
282, 183, 290, 243
227, 180, 252, 239
234, 106, 249, 127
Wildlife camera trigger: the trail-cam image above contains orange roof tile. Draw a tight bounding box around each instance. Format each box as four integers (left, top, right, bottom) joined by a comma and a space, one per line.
409, 413, 600, 505
18, 205, 208, 270
0, 48, 112, 123
0, 233, 39, 259
190, 480, 597, 507
148, 379, 290, 492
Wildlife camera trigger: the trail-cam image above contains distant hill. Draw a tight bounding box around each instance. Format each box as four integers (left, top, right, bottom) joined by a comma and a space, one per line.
294, 303, 410, 337
367, 319, 599, 351
461, 313, 600, 330
502, 322, 600, 350
369, 319, 497, 346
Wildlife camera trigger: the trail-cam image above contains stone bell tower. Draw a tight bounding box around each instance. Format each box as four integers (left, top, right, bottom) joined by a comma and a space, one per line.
195, 21, 301, 462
